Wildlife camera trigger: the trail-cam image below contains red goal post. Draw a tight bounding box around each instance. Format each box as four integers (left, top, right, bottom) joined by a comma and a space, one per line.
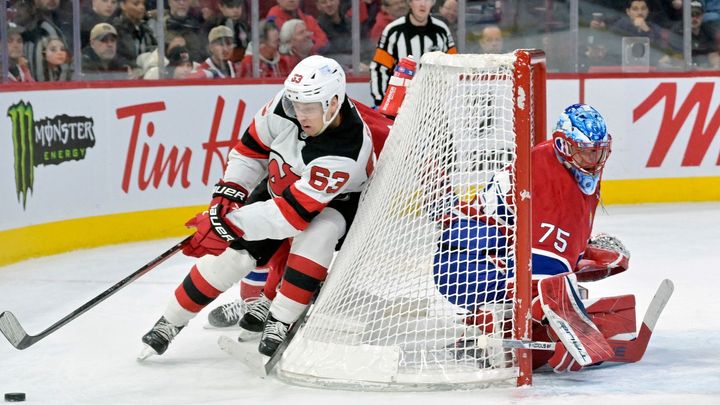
278, 50, 547, 390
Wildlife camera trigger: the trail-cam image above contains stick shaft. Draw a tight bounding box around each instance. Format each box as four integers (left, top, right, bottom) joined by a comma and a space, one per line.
0, 236, 191, 350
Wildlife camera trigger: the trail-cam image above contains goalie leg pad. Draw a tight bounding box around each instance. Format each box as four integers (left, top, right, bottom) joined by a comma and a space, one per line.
539, 273, 614, 369
585, 295, 637, 338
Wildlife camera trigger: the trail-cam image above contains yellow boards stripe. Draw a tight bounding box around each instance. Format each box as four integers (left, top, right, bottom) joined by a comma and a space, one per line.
0, 206, 204, 266
601, 177, 720, 204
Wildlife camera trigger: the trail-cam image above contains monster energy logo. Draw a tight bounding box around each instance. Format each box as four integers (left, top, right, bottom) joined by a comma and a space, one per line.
7, 101, 96, 209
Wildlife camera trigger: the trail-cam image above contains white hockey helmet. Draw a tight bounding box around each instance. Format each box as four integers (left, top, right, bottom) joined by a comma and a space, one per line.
282, 55, 346, 133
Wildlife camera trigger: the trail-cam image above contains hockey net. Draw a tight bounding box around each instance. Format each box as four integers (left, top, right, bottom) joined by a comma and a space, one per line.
278, 51, 546, 390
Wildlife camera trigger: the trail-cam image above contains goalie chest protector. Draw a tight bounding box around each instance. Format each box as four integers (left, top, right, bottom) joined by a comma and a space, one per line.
531, 141, 601, 274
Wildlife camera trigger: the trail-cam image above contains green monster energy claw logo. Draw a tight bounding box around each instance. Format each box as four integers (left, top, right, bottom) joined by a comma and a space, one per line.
8, 102, 35, 209
7, 101, 96, 210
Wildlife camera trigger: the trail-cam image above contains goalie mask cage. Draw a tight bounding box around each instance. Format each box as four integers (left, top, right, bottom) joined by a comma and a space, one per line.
278, 50, 546, 390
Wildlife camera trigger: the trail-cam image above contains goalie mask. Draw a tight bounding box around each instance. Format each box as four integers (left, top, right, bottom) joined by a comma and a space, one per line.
553, 104, 612, 195
282, 55, 346, 136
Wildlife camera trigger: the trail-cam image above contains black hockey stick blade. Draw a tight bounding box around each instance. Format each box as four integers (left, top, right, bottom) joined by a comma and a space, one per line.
263, 304, 312, 375
0, 236, 191, 350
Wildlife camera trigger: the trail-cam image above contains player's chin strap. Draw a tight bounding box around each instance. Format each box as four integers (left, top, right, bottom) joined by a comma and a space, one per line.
317, 100, 342, 135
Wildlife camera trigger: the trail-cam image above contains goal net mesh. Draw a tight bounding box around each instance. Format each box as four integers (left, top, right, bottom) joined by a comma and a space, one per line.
278, 52, 528, 390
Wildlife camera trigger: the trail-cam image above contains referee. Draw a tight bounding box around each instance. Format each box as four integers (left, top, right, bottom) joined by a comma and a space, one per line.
370, 0, 458, 106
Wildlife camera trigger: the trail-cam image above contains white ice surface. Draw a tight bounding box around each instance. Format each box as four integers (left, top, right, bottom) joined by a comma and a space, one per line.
1, 203, 719, 404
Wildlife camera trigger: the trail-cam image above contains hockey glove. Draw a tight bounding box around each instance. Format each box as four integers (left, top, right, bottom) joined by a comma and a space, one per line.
575, 233, 630, 282
210, 180, 249, 214
183, 203, 244, 257
183, 181, 248, 257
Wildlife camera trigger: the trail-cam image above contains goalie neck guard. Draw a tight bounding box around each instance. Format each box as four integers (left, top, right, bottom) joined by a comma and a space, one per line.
282, 56, 347, 135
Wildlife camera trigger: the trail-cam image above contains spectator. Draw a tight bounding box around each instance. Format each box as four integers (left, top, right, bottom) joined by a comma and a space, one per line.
81, 0, 118, 49
238, 19, 289, 77
38, 35, 72, 81
144, 45, 194, 79
370, 0, 457, 106
81, 22, 132, 80
279, 19, 315, 70
611, 0, 666, 44
436, 0, 457, 34
673, 0, 720, 69
370, 0, 408, 42
142, 32, 199, 78
151, 0, 208, 62
114, 0, 157, 67
316, 0, 351, 56
205, 0, 250, 63
705, 0, 720, 24
5, 22, 35, 82
266, 0, 329, 54
192, 25, 238, 78
21, 0, 70, 81
478, 24, 503, 54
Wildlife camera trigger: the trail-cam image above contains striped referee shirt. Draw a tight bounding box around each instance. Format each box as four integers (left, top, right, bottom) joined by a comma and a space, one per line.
370, 15, 457, 106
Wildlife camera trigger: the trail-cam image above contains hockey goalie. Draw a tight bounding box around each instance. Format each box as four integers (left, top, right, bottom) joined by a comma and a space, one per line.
433, 103, 658, 372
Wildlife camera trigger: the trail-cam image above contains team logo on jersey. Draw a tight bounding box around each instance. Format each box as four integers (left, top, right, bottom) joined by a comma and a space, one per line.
6, 101, 96, 209
268, 158, 301, 196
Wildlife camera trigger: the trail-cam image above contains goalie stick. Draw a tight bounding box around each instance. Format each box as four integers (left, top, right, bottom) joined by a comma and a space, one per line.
218, 303, 312, 377
478, 279, 674, 363
0, 236, 191, 350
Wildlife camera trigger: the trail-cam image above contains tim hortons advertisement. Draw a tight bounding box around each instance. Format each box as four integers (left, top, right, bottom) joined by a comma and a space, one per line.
0, 83, 374, 232
586, 77, 720, 180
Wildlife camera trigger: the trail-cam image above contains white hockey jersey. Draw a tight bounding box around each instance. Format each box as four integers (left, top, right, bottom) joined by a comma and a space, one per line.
223, 90, 375, 241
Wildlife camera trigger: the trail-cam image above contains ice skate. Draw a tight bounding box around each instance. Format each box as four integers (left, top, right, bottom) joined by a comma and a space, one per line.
138, 316, 185, 360
207, 300, 249, 329
238, 294, 272, 334
258, 315, 290, 357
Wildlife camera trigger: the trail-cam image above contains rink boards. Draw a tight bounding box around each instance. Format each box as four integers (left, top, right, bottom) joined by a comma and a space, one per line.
1, 73, 719, 264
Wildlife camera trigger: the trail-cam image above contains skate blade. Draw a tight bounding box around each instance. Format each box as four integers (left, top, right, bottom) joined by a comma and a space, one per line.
237, 329, 261, 342
203, 323, 242, 330
217, 335, 268, 377
137, 345, 158, 361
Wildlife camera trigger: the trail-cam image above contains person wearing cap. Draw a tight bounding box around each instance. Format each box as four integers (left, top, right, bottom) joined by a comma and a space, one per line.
238, 19, 290, 78
203, 0, 250, 63
81, 22, 132, 80
4, 23, 35, 82
81, 0, 119, 49
671, 0, 720, 69
266, 0, 329, 54
191, 25, 238, 78
114, 0, 158, 66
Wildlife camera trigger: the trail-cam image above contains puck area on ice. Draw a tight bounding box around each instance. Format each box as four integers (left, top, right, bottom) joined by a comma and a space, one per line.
4, 393, 26, 402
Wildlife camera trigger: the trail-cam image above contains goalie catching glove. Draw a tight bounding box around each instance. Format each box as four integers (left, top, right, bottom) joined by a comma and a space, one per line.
183, 181, 248, 257
575, 233, 630, 282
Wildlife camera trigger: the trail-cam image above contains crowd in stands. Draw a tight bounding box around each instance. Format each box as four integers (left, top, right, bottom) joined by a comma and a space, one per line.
2, 0, 719, 83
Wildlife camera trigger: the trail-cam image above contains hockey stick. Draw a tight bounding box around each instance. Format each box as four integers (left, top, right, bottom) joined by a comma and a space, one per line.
478, 279, 674, 363
0, 236, 192, 350
606, 278, 674, 362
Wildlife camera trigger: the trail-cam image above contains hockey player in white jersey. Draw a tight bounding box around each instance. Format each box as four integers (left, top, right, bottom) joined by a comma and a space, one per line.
139, 55, 376, 359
